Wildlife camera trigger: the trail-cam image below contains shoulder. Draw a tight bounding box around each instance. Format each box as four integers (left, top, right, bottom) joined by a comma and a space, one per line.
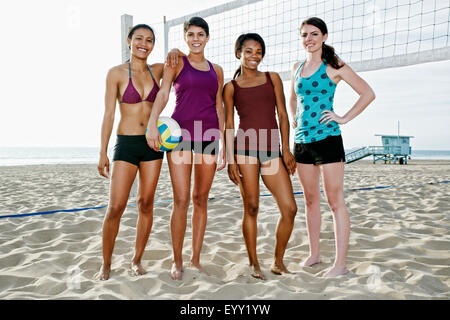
150, 63, 164, 75
268, 71, 282, 86
268, 71, 281, 81
291, 61, 302, 72
223, 81, 235, 95
326, 58, 347, 72
327, 60, 352, 78
211, 63, 223, 74
106, 64, 127, 81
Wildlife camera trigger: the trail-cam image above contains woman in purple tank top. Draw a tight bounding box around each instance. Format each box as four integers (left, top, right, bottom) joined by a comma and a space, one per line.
146, 17, 225, 280
223, 33, 297, 280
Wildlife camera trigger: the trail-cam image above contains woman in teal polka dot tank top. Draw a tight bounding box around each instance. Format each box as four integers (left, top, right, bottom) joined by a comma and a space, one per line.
289, 17, 376, 277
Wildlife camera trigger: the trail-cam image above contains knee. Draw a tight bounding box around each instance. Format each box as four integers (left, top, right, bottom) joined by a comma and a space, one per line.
304, 193, 320, 209
286, 202, 298, 220
192, 192, 208, 208
326, 193, 346, 214
245, 200, 259, 218
173, 193, 190, 211
137, 196, 154, 215
106, 202, 127, 221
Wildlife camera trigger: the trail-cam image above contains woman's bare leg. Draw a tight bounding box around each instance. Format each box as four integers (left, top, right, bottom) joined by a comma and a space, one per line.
321, 162, 350, 277
189, 153, 217, 274
167, 150, 193, 280
97, 161, 138, 280
260, 158, 297, 274
296, 163, 322, 267
131, 159, 163, 276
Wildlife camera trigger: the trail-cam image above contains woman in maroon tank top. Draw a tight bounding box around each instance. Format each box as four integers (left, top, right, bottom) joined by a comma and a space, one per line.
223, 33, 297, 280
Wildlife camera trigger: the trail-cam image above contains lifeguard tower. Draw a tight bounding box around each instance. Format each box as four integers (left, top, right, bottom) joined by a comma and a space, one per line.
345, 124, 414, 164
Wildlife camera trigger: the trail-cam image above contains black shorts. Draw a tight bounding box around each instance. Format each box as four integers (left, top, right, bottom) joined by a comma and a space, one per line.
113, 135, 164, 166
234, 149, 281, 164
169, 140, 219, 155
294, 134, 345, 165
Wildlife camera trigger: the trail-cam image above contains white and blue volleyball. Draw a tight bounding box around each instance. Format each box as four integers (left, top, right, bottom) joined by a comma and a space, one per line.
152, 116, 182, 151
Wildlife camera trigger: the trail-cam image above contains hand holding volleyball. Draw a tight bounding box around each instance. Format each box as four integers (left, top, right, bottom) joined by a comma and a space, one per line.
146, 116, 182, 152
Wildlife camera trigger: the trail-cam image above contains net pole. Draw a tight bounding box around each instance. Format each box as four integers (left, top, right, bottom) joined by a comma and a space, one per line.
121, 14, 133, 63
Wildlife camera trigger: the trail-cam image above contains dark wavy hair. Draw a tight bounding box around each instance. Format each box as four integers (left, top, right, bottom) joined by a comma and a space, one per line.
233, 33, 266, 79
300, 17, 343, 69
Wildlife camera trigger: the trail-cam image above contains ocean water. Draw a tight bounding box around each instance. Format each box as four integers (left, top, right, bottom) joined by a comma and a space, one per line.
0, 147, 449, 166
0, 147, 106, 166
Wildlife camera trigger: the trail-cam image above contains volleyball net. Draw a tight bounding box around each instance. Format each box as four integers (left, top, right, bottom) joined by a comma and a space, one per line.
153, 0, 450, 80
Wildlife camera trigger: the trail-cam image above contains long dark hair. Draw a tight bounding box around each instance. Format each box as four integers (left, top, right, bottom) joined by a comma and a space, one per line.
233, 33, 266, 79
300, 17, 343, 69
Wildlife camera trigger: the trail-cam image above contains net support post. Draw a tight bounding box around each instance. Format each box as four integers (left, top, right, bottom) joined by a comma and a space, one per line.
121, 14, 133, 63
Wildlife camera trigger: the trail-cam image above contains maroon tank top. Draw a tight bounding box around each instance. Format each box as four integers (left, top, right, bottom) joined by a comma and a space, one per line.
231, 72, 280, 151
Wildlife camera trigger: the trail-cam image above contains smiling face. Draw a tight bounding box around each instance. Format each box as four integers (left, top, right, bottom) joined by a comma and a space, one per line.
128, 28, 155, 59
238, 39, 263, 70
184, 25, 209, 53
300, 23, 327, 53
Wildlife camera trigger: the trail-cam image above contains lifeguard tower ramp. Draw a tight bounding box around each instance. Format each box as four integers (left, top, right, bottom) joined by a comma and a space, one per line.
345, 134, 414, 164
345, 146, 402, 164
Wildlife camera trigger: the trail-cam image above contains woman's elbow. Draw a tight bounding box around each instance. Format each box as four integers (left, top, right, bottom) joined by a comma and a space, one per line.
367, 88, 376, 102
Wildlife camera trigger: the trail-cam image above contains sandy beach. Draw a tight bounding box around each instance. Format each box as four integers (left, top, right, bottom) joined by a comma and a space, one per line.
0, 160, 449, 300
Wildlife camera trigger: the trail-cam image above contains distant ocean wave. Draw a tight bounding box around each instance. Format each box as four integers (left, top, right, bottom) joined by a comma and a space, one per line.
0, 147, 449, 166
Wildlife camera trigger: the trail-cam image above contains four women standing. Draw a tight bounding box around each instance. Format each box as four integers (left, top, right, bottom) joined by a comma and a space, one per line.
98, 16, 375, 280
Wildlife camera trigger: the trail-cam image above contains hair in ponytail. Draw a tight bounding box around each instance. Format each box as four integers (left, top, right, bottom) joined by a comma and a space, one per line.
233, 33, 266, 79
300, 17, 343, 69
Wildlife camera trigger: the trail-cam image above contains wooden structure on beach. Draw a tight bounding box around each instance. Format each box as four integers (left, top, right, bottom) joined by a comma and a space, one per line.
345, 134, 414, 164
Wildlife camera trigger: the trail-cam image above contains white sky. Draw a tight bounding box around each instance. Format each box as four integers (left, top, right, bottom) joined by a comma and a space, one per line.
0, 0, 449, 150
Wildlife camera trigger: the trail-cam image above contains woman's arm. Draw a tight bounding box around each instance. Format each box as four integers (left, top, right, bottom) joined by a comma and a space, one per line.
289, 62, 301, 129
213, 64, 226, 171
270, 72, 296, 175
98, 67, 119, 178
320, 64, 376, 125
223, 81, 241, 185
146, 59, 182, 151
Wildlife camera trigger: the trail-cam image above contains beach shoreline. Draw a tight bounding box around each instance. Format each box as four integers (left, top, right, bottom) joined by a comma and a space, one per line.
0, 160, 449, 299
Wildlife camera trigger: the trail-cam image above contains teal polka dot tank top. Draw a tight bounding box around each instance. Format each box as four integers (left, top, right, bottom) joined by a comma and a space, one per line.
294, 60, 341, 144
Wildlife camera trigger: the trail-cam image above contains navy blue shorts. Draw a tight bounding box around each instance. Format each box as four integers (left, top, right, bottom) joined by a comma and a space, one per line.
113, 135, 164, 167
294, 135, 345, 165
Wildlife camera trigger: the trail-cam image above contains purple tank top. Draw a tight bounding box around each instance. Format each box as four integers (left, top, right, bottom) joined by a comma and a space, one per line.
172, 56, 219, 142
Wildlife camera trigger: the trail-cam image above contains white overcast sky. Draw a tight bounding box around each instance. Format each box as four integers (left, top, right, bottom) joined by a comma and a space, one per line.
0, 0, 449, 150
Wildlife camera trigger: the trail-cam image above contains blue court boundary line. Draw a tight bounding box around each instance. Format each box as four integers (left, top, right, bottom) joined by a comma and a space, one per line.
1, 181, 448, 219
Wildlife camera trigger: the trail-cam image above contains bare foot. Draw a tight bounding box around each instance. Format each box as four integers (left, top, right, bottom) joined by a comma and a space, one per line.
324, 266, 349, 278
96, 264, 111, 281
302, 255, 321, 267
170, 263, 183, 280
250, 265, 266, 280
271, 262, 292, 275
189, 261, 210, 276
131, 261, 147, 276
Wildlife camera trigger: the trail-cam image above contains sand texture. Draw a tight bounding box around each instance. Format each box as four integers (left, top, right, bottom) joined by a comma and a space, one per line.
0, 160, 449, 299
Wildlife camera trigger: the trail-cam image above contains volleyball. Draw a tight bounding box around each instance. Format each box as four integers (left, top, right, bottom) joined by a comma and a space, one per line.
146, 116, 182, 151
